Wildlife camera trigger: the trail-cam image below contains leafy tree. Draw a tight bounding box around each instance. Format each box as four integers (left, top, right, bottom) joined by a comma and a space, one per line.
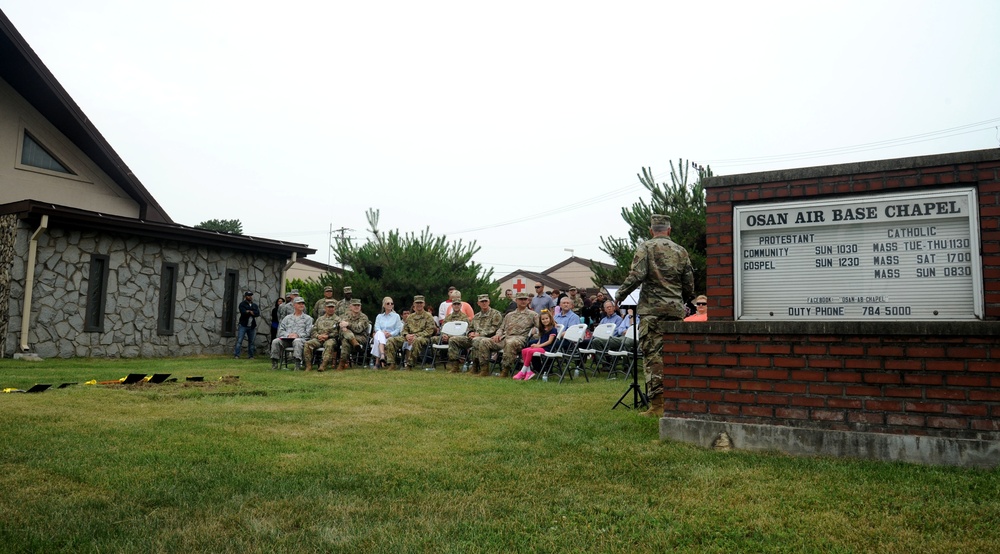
292, 209, 499, 320
195, 218, 243, 235
593, 160, 712, 293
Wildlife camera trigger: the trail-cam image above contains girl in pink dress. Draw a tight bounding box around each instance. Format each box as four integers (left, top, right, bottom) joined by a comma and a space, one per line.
514, 311, 558, 381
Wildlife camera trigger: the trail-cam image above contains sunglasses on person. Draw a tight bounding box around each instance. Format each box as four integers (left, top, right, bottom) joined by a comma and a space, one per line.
696, 302, 707, 306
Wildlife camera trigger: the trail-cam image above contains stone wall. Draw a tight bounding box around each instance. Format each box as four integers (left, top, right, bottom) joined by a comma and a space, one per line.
4, 220, 285, 358
0, 213, 16, 356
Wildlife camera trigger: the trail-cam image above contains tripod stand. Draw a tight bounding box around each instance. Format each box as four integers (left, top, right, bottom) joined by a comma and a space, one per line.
612, 325, 647, 410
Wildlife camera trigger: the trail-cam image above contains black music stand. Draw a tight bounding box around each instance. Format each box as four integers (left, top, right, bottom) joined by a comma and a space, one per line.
605, 285, 648, 411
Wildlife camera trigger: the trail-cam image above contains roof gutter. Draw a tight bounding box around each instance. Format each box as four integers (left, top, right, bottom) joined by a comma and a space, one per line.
280, 252, 298, 295
20, 214, 47, 353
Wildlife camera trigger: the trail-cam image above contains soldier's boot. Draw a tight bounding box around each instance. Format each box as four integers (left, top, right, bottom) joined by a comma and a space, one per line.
499, 368, 509, 379
386, 361, 398, 371
639, 395, 663, 418
317, 361, 328, 372
350, 338, 360, 348
468, 361, 479, 375
294, 358, 303, 371
304, 359, 313, 372
338, 359, 349, 370
478, 365, 491, 377
271, 359, 279, 370
447, 360, 461, 373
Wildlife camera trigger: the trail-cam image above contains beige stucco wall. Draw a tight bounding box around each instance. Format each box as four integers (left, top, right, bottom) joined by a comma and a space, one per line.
0, 76, 139, 217
286, 261, 330, 283
545, 262, 598, 290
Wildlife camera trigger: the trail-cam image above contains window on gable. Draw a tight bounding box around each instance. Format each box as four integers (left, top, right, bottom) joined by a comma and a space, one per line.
21, 132, 74, 175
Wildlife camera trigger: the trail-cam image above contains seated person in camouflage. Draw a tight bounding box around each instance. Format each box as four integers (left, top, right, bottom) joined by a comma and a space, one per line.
270, 297, 313, 370
337, 298, 371, 369
447, 294, 503, 374
471, 291, 539, 378
303, 300, 340, 372
385, 295, 436, 370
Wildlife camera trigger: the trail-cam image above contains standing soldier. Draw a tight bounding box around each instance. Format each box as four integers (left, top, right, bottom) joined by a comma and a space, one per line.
568, 287, 585, 316
313, 286, 335, 319
304, 300, 341, 371
335, 286, 353, 317
474, 292, 540, 378
385, 295, 436, 370
615, 214, 695, 418
448, 294, 503, 374
337, 299, 371, 369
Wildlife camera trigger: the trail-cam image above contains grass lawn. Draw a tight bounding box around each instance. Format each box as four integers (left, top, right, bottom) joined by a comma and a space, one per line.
1, 356, 998, 553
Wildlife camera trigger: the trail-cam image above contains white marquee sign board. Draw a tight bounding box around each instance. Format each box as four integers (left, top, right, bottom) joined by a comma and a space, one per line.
734, 187, 982, 321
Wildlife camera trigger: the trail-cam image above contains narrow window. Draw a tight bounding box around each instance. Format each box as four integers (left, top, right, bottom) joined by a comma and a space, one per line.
84, 254, 109, 332
157, 262, 178, 335
21, 132, 74, 174
221, 269, 238, 337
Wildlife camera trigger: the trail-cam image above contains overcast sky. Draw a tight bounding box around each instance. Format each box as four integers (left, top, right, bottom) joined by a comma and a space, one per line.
5, 1, 999, 277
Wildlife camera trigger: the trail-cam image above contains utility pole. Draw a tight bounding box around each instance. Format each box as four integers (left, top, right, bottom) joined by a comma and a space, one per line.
329, 226, 353, 267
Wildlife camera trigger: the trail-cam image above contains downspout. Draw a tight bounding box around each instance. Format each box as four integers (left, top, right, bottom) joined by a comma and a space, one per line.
20, 214, 48, 353
280, 252, 297, 297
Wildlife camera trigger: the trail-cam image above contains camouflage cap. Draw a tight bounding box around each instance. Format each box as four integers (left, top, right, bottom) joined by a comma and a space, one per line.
289, 289, 300, 295
413, 295, 425, 303
515, 292, 529, 300
350, 298, 361, 306
477, 294, 490, 302
650, 214, 670, 227
293, 297, 305, 304
451, 295, 462, 304
324, 300, 337, 307
324, 286, 333, 292
343, 286, 352, 293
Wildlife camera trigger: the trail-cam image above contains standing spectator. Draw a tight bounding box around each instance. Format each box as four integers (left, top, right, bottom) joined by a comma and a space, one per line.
233, 291, 260, 359
335, 286, 353, 317
614, 214, 695, 418
278, 289, 299, 321
567, 287, 584, 315
437, 286, 457, 324
530, 282, 556, 314
269, 297, 284, 342
313, 286, 335, 319
444, 290, 474, 320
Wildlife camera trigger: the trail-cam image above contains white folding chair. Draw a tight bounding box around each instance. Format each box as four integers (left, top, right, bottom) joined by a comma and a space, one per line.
541, 324, 588, 384
576, 323, 615, 378
606, 325, 639, 380
428, 320, 468, 370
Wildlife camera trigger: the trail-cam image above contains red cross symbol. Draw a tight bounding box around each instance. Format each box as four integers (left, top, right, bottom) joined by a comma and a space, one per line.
512, 278, 527, 293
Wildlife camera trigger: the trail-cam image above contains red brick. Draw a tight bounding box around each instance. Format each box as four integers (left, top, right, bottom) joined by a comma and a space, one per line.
970, 390, 1000, 402
741, 381, 772, 392
849, 412, 885, 425
828, 372, 863, 383
904, 401, 944, 413
664, 366, 694, 376
677, 402, 708, 413
693, 343, 723, 353
868, 346, 905, 357
758, 394, 790, 405
925, 360, 967, 372
885, 387, 923, 398
969, 361, 1000, 373
886, 360, 923, 371
726, 344, 757, 354
946, 404, 988, 417
707, 356, 738, 366
692, 391, 723, 402
774, 357, 806, 368
810, 384, 844, 395
759, 369, 790, 380
926, 389, 967, 401
710, 404, 740, 416
971, 419, 1000, 431
693, 368, 723, 377
827, 398, 862, 409
845, 358, 881, 370
902, 374, 943, 385
845, 385, 882, 396
709, 380, 740, 391
676, 378, 708, 388
742, 405, 774, 418
774, 383, 808, 394
946, 347, 990, 359
739, 356, 772, 367
809, 335, 841, 343
723, 392, 756, 403
866, 399, 903, 411
812, 409, 845, 422
946, 375, 990, 387
776, 408, 809, 420
676, 354, 707, 365
724, 368, 754, 379
830, 346, 865, 356
794, 345, 828, 355
926, 417, 967, 430
810, 358, 844, 369
887, 414, 925, 426
790, 370, 824, 382
662, 343, 693, 353
662, 400, 677, 412
759, 345, 791, 355
864, 373, 902, 384
792, 396, 825, 407
663, 390, 692, 399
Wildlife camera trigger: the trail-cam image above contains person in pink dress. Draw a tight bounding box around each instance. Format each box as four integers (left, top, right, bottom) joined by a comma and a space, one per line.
514, 311, 558, 381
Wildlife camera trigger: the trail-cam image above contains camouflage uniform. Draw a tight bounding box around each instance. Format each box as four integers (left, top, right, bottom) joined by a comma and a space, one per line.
448, 307, 503, 367
313, 295, 334, 320
269, 311, 314, 366
338, 310, 371, 363
615, 219, 694, 404
385, 310, 436, 367
304, 313, 341, 369
472, 308, 539, 376
335, 298, 351, 317
571, 294, 584, 315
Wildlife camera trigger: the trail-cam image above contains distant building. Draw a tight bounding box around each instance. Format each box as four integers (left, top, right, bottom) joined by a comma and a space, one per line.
495, 256, 616, 296
0, 10, 314, 358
